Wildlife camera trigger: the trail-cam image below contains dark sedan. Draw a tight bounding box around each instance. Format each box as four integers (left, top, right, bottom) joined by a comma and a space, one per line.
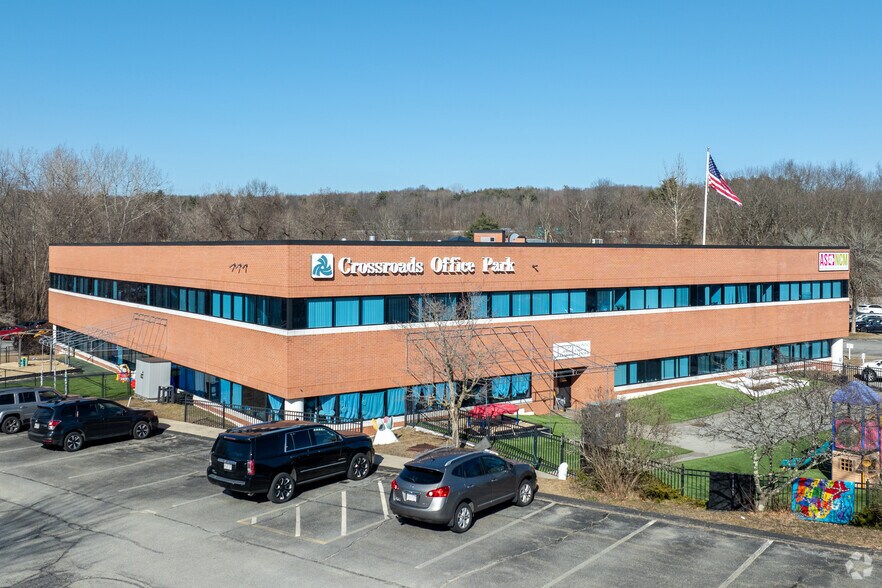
28, 398, 158, 451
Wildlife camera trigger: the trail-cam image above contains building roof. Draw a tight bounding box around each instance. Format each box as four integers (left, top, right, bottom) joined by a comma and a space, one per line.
832, 381, 882, 406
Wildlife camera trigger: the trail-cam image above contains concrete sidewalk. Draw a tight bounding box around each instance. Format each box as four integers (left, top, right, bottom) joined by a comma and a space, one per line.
669, 412, 742, 463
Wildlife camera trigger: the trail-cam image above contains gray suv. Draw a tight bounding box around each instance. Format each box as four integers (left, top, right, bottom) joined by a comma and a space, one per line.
0, 387, 69, 434
389, 448, 537, 533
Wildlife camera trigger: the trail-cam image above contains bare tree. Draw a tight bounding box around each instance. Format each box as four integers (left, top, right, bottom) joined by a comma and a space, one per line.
704, 370, 837, 510
647, 155, 697, 244
406, 294, 496, 446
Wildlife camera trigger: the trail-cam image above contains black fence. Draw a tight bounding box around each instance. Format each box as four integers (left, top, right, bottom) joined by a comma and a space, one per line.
647, 460, 882, 514
180, 393, 363, 433
777, 359, 882, 391
408, 408, 580, 477
0, 370, 131, 399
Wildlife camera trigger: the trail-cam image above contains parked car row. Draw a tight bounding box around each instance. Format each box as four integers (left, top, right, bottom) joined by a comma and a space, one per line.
205, 419, 538, 532
4, 390, 538, 533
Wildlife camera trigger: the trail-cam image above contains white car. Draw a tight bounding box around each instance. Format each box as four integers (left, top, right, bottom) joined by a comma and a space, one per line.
861, 359, 882, 382
857, 304, 882, 315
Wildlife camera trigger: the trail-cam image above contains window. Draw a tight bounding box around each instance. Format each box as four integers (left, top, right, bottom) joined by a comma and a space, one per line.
532, 291, 550, 315
675, 286, 690, 307
18, 391, 36, 403
570, 289, 587, 313
778, 283, 790, 301
645, 288, 659, 309
334, 297, 360, 327
311, 427, 339, 446
491, 292, 511, 317
512, 292, 531, 316
286, 430, 312, 451
481, 455, 508, 474
551, 291, 569, 315
307, 299, 333, 328
661, 287, 675, 308
470, 293, 489, 319
614, 289, 627, 311
0, 394, 13, 406
453, 458, 485, 478
597, 289, 614, 312
840, 457, 854, 472
387, 296, 410, 323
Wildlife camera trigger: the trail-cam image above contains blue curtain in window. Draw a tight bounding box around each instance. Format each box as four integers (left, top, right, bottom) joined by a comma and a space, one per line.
307, 299, 333, 328
832, 281, 842, 297
790, 282, 800, 300
748, 348, 759, 367
811, 341, 821, 358
335, 297, 360, 326
799, 282, 810, 300
736, 284, 748, 304
778, 283, 790, 301
511, 374, 530, 398
317, 394, 337, 419
336, 392, 359, 420
660, 287, 675, 308
822, 281, 832, 299
434, 383, 449, 402
822, 340, 830, 356
569, 290, 586, 313
387, 387, 406, 416
361, 391, 384, 420
614, 364, 626, 386
358, 296, 384, 325
491, 292, 510, 317
531, 292, 550, 315
677, 356, 689, 377
628, 362, 638, 384
661, 359, 674, 379
811, 282, 820, 299
723, 285, 735, 304
219, 380, 231, 405
492, 376, 511, 398
470, 294, 488, 319
645, 288, 659, 309
596, 289, 613, 311
233, 294, 244, 320
676, 286, 690, 307
231, 383, 242, 406
551, 291, 569, 314
512, 292, 531, 316
211, 292, 222, 317
268, 394, 284, 420
629, 288, 645, 310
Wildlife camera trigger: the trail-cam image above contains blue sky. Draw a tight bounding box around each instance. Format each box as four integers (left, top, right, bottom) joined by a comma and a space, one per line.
3, 1, 880, 194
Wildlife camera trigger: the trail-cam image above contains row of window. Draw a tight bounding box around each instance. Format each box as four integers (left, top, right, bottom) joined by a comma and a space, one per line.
51, 273, 849, 331
614, 339, 833, 386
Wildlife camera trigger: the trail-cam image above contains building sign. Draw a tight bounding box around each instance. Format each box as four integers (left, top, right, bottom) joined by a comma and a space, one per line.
311, 254, 334, 279
818, 252, 849, 272
313, 254, 516, 279
553, 341, 591, 360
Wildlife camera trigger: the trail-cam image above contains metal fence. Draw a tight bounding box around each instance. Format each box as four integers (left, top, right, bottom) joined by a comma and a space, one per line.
180, 394, 364, 433
0, 370, 131, 399
777, 359, 882, 391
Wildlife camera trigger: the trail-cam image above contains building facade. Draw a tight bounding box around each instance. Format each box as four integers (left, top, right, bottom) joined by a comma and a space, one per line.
48, 241, 850, 420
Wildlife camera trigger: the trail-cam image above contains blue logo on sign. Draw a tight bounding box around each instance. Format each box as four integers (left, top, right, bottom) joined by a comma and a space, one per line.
312, 255, 333, 278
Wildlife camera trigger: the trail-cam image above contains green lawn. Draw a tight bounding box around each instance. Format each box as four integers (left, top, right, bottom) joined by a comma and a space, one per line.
680, 440, 828, 479
518, 413, 581, 437
628, 384, 750, 423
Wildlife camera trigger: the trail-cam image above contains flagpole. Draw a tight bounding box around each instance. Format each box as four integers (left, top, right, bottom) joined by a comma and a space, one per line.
702, 147, 709, 246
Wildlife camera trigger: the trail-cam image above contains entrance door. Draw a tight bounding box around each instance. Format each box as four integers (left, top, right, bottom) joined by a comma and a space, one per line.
555, 374, 572, 409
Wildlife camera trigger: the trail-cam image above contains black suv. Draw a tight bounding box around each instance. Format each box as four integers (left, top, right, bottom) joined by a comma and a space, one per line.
206, 420, 375, 503
28, 398, 159, 452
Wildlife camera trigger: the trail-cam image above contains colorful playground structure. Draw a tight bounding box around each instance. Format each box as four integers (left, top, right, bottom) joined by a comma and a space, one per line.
830, 381, 881, 484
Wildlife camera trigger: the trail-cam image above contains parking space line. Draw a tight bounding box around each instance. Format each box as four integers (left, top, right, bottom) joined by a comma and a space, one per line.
0, 446, 38, 454
540, 520, 657, 588
1, 443, 126, 470
170, 493, 223, 509
237, 500, 304, 525
68, 449, 203, 479
295, 506, 301, 537
718, 539, 773, 588
117, 471, 200, 493
341, 491, 347, 536
415, 502, 556, 570
378, 480, 389, 519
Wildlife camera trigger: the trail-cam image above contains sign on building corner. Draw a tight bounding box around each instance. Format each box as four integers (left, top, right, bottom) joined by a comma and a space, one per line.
818, 252, 849, 272
311, 254, 334, 279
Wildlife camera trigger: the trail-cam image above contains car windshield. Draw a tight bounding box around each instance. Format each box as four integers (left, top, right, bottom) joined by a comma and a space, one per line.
214, 437, 251, 461
399, 466, 444, 485
38, 390, 63, 402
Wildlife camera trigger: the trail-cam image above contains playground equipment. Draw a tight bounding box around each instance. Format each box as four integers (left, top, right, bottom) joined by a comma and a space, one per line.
831, 381, 882, 484
780, 440, 832, 470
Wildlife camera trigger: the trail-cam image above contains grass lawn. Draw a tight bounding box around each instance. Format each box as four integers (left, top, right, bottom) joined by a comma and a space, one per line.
680, 441, 828, 479
519, 413, 581, 437
629, 384, 750, 423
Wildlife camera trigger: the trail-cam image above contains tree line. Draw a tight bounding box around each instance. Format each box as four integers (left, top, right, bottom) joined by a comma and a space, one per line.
1, 146, 880, 323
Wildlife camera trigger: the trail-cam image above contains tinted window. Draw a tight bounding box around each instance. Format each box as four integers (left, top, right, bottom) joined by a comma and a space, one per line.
311, 427, 339, 446
98, 401, 126, 416
78, 403, 100, 419
452, 458, 484, 479
59, 405, 77, 419
0, 394, 13, 406
481, 455, 509, 474
19, 391, 36, 403
33, 407, 54, 420
38, 390, 63, 402
214, 437, 252, 461
399, 466, 444, 484
286, 430, 312, 451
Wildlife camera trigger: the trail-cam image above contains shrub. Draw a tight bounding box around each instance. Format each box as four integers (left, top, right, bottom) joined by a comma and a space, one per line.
640, 476, 682, 502
852, 502, 882, 529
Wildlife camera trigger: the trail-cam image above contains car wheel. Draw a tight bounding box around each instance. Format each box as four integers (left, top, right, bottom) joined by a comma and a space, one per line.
347, 452, 372, 481
1, 415, 21, 434
515, 479, 535, 506
268, 472, 296, 504
450, 501, 474, 533
864, 369, 878, 382
63, 431, 84, 452
132, 420, 151, 440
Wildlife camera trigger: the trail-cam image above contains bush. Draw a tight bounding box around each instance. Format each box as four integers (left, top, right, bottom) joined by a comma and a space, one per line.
640, 476, 682, 502
852, 502, 882, 529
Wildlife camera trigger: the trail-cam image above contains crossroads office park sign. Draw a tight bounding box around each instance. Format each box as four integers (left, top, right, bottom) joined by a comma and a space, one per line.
311, 253, 515, 279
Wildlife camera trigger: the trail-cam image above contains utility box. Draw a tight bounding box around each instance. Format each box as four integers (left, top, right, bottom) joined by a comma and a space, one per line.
134, 358, 172, 401
582, 399, 627, 448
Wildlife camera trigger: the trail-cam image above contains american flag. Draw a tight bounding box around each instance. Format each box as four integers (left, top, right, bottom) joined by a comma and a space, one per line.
707, 154, 742, 206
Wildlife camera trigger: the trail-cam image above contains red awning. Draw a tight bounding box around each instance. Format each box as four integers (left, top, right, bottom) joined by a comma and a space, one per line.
469, 403, 519, 419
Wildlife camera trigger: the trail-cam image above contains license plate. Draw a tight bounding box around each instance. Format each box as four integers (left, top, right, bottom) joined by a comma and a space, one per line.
404, 492, 417, 502
33, 424, 40, 430
223, 463, 233, 471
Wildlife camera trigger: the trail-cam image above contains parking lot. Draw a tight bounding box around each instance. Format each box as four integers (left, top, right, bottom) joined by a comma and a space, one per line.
0, 430, 876, 587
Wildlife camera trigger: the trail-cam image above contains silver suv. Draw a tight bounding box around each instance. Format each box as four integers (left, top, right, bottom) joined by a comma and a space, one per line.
389, 447, 537, 533
0, 387, 68, 434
